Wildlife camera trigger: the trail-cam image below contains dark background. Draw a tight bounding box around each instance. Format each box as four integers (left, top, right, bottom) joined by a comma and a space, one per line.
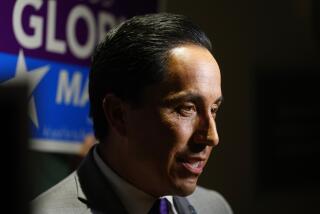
1, 85, 30, 214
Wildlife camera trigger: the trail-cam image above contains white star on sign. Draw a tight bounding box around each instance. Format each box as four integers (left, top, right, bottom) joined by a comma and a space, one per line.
2, 50, 49, 128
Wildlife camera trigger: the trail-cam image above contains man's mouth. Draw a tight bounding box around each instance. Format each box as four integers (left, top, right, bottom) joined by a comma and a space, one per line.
190, 161, 201, 168
177, 157, 206, 175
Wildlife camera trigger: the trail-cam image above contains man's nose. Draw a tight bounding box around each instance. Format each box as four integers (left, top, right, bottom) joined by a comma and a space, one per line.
193, 113, 219, 147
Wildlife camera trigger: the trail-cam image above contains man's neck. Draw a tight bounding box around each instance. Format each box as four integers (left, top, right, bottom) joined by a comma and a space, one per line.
97, 138, 165, 198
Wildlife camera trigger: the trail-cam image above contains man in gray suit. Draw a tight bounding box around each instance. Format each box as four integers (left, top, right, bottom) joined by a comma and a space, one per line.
31, 13, 233, 214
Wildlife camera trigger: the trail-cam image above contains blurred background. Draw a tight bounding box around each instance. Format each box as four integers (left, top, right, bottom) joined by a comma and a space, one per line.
0, 0, 319, 213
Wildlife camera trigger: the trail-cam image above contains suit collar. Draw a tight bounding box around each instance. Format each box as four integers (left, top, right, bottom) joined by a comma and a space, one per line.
173, 196, 197, 214
76, 147, 128, 213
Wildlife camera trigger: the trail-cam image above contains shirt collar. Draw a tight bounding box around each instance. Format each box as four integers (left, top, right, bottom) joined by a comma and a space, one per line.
93, 146, 177, 214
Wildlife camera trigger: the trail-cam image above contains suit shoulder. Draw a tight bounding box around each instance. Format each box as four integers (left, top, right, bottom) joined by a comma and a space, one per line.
187, 186, 233, 214
30, 172, 88, 214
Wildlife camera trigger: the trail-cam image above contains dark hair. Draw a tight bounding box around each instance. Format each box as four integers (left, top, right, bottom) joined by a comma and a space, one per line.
89, 13, 212, 142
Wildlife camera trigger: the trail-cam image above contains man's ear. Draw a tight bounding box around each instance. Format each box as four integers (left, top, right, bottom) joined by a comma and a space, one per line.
102, 94, 127, 137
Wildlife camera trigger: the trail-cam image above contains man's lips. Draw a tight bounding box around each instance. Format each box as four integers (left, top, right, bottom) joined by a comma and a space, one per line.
177, 157, 206, 175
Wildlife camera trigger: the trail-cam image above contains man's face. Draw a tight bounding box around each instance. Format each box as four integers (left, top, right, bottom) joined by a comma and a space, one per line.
123, 44, 222, 197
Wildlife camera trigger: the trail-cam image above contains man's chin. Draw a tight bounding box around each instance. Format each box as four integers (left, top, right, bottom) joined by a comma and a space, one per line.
171, 178, 198, 196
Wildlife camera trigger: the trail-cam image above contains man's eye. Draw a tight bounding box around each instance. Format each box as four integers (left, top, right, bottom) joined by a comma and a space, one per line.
211, 107, 219, 118
176, 105, 196, 116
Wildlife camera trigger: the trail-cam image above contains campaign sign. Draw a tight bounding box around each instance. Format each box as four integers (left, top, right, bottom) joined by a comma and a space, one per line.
0, 0, 158, 153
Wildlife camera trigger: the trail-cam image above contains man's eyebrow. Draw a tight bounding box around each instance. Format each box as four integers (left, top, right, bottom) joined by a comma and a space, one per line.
162, 92, 223, 105
163, 92, 202, 104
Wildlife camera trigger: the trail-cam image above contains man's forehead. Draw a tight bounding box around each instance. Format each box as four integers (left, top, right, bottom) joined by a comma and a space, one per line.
167, 45, 216, 68
164, 45, 220, 81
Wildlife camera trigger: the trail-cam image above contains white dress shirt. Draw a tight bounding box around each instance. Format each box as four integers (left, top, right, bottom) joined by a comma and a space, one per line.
93, 147, 177, 214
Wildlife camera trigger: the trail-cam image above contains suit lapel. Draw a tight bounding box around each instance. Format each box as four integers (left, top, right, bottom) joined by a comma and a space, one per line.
173, 196, 197, 214
75, 147, 128, 214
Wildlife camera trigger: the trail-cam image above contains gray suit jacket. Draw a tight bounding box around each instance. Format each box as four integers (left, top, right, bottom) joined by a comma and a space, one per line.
31, 149, 232, 214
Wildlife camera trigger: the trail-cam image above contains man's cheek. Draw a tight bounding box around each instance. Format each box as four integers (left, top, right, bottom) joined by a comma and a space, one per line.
174, 123, 194, 143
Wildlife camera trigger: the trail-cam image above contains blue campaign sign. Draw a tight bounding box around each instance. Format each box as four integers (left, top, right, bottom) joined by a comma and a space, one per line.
0, 0, 158, 153
1, 50, 91, 153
